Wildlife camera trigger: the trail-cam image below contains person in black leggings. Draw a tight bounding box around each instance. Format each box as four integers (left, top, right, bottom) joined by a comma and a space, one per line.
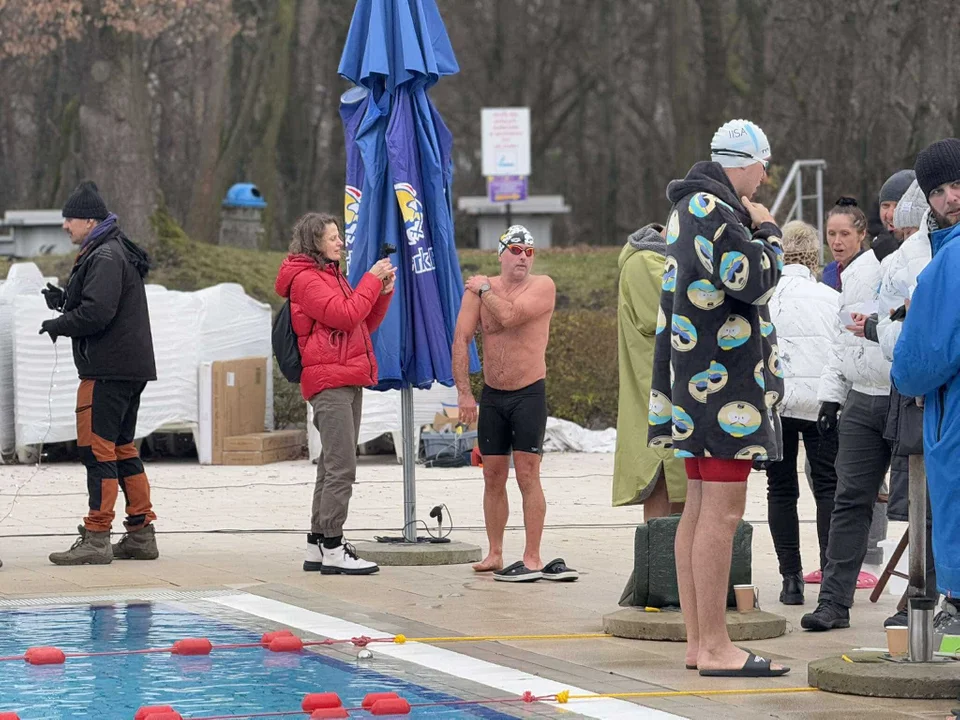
763, 221, 841, 605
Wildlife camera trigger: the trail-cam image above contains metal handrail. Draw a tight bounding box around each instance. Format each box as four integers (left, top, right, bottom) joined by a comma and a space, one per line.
770, 159, 828, 265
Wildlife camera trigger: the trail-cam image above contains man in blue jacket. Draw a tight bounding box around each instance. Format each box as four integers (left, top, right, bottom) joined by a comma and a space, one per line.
891, 138, 960, 634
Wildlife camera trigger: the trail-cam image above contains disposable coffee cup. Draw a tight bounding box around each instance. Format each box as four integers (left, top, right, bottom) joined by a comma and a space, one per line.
734, 584, 757, 613
886, 625, 908, 655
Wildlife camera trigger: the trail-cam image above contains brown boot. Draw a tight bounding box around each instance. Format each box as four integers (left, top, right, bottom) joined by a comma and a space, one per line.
49, 525, 112, 566
112, 524, 159, 560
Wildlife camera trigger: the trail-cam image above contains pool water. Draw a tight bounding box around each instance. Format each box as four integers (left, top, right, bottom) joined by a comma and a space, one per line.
0, 603, 516, 719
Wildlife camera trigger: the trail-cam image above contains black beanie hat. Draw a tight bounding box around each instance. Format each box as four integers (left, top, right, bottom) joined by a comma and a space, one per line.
62, 180, 108, 220
915, 138, 960, 200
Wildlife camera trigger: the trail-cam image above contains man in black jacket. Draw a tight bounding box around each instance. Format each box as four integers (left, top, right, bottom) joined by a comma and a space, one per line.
41, 181, 159, 566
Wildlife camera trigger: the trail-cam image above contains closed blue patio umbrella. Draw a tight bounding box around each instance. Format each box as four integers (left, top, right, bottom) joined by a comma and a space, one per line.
339, 0, 478, 541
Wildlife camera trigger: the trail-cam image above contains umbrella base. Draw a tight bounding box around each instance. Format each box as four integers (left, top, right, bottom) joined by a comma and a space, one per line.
350, 540, 481, 567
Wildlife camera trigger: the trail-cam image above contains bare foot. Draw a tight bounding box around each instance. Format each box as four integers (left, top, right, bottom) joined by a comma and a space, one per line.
522, 555, 543, 572
684, 642, 699, 668
697, 645, 786, 672
473, 553, 503, 572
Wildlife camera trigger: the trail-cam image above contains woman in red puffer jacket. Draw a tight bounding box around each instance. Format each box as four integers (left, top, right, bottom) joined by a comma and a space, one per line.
275, 212, 395, 576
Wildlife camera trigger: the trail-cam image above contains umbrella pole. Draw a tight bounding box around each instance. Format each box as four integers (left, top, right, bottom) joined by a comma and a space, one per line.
401, 386, 417, 543
906, 454, 934, 662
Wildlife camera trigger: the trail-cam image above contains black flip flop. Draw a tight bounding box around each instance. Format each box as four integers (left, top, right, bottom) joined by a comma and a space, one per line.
541, 558, 579, 582
699, 653, 790, 677
493, 561, 542, 583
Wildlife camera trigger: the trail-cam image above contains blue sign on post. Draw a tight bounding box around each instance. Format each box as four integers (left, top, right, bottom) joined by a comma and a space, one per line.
487, 175, 528, 203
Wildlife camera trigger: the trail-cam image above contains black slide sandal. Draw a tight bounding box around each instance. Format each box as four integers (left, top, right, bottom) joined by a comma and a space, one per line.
699, 653, 790, 677
541, 558, 579, 582
493, 561, 542, 582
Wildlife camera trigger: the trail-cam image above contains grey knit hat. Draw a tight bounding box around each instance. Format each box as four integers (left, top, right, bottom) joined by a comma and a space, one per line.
879, 169, 916, 204
892, 180, 928, 230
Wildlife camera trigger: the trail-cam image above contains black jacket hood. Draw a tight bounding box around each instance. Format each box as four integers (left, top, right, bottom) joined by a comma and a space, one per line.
666, 161, 752, 227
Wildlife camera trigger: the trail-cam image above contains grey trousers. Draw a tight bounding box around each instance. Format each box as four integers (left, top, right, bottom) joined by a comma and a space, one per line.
309, 386, 362, 537
819, 390, 893, 608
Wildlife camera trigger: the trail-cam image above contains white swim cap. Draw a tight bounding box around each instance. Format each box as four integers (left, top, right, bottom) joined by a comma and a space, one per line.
710, 119, 771, 169
498, 224, 535, 256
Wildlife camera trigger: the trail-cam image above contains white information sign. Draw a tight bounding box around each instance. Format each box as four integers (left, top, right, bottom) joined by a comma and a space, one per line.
481, 107, 531, 177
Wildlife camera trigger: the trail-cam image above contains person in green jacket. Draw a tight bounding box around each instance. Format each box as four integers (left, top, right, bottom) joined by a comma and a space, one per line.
613, 224, 687, 519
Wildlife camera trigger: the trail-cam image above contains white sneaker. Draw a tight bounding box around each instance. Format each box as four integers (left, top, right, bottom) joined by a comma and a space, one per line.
303, 534, 324, 572
320, 542, 379, 575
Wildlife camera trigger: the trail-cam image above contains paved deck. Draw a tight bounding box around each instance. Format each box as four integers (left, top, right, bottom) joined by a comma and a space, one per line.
0, 452, 954, 719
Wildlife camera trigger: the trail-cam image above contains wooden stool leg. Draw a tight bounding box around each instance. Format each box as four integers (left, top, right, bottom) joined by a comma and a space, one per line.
870, 527, 910, 603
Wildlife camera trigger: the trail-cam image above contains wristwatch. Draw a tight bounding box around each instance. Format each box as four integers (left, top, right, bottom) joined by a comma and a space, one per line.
478, 282, 491, 299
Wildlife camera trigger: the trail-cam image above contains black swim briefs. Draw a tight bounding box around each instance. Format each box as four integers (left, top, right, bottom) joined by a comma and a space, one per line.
478, 379, 547, 456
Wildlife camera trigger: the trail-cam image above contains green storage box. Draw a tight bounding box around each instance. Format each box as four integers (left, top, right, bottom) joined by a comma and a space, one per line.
619, 515, 753, 609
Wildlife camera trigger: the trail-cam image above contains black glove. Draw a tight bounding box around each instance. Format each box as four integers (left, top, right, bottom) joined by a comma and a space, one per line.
41, 282, 65, 311
863, 314, 879, 343
817, 402, 841, 436
39, 319, 59, 343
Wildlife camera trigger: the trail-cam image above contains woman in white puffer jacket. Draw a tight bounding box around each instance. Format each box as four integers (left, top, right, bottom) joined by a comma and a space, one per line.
765, 221, 841, 606
801, 198, 895, 632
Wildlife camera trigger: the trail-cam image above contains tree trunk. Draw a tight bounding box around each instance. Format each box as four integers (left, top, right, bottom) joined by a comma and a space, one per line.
182, 27, 235, 243
249, 0, 296, 248
72, 27, 159, 245
667, 0, 699, 173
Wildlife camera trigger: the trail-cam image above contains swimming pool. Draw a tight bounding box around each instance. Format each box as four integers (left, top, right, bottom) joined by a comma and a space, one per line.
0, 601, 519, 719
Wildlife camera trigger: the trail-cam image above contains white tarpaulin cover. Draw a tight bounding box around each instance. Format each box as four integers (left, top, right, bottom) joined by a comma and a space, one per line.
5, 263, 273, 457
542, 416, 616, 453
0, 264, 55, 455
194, 283, 274, 430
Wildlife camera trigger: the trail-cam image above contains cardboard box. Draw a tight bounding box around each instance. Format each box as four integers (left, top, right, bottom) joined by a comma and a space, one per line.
211, 357, 267, 464
223, 430, 305, 454
432, 411, 478, 433
220, 444, 303, 466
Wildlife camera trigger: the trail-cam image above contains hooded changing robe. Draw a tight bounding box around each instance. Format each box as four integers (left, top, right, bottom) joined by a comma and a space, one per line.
647, 162, 785, 462
613, 224, 688, 505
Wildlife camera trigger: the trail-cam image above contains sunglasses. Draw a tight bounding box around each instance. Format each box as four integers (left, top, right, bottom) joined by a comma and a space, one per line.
506, 245, 534, 257
711, 148, 770, 171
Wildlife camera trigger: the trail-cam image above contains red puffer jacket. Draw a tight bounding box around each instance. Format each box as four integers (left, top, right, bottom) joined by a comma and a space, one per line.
275, 254, 393, 400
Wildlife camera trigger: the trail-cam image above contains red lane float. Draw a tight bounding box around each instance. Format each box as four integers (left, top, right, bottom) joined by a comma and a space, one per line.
171, 638, 212, 656
0, 712, 21, 719
260, 630, 294, 647
302, 692, 343, 711
310, 709, 349, 719
143, 713, 182, 720
370, 698, 411, 716
24, 647, 66, 665
268, 635, 303, 653
135, 706, 177, 720
361, 692, 399, 709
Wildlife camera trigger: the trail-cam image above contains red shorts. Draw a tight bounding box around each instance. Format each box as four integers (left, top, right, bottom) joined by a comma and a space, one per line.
684, 458, 752, 483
